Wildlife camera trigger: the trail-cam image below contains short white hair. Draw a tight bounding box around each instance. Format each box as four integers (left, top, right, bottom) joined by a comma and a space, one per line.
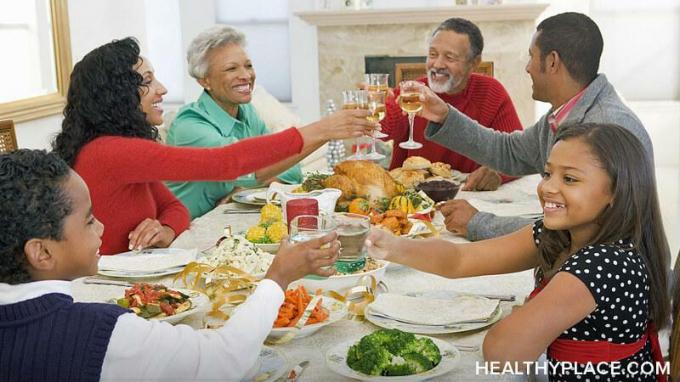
187, 25, 246, 79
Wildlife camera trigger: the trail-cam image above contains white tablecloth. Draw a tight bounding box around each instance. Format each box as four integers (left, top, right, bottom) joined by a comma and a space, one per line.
170, 175, 543, 381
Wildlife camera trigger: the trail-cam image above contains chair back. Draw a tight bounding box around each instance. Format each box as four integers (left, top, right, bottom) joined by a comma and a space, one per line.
0, 120, 18, 153
394, 60, 494, 85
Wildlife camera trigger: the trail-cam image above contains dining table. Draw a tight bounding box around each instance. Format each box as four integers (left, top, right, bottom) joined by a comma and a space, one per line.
73, 174, 546, 381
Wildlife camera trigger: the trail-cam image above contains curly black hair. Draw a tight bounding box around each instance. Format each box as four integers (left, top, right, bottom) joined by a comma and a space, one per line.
0, 150, 73, 284
52, 37, 158, 166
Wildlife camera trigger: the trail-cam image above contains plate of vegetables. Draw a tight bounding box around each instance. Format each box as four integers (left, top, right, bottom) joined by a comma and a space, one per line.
268, 286, 347, 341
325, 329, 460, 381
115, 283, 209, 325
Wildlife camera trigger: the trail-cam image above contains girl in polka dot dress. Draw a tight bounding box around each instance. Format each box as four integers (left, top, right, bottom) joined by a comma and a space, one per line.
366, 123, 670, 381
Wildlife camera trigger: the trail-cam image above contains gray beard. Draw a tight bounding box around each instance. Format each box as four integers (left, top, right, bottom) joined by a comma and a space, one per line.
427, 71, 462, 94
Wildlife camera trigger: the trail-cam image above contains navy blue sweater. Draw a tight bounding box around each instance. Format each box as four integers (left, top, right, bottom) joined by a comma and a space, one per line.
0, 293, 128, 382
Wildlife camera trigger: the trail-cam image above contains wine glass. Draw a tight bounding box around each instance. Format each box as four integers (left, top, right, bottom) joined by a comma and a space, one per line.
342, 89, 367, 160
364, 73, 389, 140
398, 82, 424, 150
364, 90, 386, 161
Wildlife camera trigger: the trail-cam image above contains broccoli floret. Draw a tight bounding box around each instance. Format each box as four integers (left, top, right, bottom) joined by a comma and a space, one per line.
347, 343, 392, 376
346, 329, 441, 377
401, 352, 434, 373
383, 356, 414, 376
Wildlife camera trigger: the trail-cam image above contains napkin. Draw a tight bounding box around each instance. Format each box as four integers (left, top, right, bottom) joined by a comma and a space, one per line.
369, 293, 499, 326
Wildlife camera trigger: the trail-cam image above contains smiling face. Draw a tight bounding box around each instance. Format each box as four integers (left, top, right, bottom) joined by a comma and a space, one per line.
426, 30, 477, 94
42, 171, 104, 280
198, 43, 255, 117
525, 32, 550, 102
537, 138, 613, 247
135, 57, 168, 126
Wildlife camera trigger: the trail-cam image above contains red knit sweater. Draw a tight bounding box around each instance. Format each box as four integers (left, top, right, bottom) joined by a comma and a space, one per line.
74, 128, 304, 255
381, 74, 523, 182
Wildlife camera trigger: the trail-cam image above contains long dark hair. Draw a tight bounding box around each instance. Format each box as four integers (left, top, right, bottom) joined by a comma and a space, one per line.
537, 123, 670, 327
52, 37, 158, 166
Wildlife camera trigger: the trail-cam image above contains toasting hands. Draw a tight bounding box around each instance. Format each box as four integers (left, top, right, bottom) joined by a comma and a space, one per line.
265, 232, 340, 290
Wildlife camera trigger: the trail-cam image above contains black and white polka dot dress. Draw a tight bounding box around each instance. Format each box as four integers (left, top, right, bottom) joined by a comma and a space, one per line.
532, 221, 655, 381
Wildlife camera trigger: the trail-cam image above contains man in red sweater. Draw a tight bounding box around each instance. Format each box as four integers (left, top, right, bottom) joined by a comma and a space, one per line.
381, 18, 522, 191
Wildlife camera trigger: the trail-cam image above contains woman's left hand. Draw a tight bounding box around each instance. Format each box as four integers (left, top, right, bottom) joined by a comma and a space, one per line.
128, 218, 176, 250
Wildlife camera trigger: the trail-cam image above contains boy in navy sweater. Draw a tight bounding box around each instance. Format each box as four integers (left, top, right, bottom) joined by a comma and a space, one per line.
0, 149, 340, 381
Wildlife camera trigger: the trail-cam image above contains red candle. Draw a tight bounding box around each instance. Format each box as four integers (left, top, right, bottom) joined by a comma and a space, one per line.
286, 198, 319, 227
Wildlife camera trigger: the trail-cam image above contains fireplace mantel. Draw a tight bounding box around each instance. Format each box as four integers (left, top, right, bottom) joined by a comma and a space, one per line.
295, 4, 548, 27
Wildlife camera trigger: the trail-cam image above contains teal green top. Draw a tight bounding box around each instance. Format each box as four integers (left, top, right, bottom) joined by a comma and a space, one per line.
166, 91, 302, 218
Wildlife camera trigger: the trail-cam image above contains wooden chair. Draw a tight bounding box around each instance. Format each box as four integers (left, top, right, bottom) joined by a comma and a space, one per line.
0, 120, 18, 153
394, 60, 494, 85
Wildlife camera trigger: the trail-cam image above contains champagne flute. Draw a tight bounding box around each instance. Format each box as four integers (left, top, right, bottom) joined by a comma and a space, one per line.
353, 90, 369, 160
398, 82, 424, 150
342, 90, 362, 160
364, 90, 386, 161
364, 73, 389, 139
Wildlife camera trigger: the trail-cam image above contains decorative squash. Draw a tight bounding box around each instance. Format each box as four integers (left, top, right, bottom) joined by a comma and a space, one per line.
389, 195, 415, 214
348, 198, 371, 216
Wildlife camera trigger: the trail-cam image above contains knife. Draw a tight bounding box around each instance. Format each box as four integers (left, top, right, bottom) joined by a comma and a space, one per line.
279, 360, 309, 382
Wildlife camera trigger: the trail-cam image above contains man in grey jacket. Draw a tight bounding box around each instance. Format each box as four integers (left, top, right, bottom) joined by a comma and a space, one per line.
406, 12, 652, 241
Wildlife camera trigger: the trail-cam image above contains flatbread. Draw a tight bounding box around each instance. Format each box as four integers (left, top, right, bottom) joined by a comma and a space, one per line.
369, 293, 499, 326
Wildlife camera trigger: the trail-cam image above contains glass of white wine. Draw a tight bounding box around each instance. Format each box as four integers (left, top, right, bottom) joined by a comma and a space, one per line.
364, 90, 386, 161
398, 82, 424, 150
364, 73, 389, 139
343, 89, 368, 160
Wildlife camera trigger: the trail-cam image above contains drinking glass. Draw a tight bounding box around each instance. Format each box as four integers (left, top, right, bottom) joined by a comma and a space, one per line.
289, 214, 337, 279
364, 73, 389, 139
398, 82, 424, 150
334, 213, 370, 273
342, 89, 366, 160
364, 90, 386, 161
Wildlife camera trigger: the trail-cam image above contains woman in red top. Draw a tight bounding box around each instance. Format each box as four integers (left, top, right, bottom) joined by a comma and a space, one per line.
366, 123, 669, 381
52, 38, 374, 255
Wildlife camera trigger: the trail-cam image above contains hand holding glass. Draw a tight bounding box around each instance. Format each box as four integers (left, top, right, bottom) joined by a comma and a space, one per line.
398, 82, 423, 150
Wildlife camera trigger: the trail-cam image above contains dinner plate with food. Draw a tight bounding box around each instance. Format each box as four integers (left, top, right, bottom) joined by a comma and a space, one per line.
112, 282, 209, 325
290, 257, 388, 293
268, 286, 347, 341
325, 329, 460, 381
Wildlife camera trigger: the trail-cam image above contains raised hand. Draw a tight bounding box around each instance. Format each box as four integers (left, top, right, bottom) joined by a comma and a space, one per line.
264, 232, 340, 290
399, 81, 450, 123
364, 228, 399, 261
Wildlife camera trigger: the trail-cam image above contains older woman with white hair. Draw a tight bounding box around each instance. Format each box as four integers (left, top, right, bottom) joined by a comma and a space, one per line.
167, 26, 358, 218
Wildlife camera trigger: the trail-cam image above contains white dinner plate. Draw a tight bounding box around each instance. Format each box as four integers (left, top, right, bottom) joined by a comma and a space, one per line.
241, 346, 288, 382
233, 188, 280, 206
97, 266, 186, 279
289, 259, 388, 292
364, 304, 502, 335
268, 295, 347, 341
325, 335, 460, 381
98, 247, 196, 274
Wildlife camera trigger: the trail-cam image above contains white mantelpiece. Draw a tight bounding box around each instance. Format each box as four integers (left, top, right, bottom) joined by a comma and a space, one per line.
294, 4, 548, 126
297, 4, 548, 26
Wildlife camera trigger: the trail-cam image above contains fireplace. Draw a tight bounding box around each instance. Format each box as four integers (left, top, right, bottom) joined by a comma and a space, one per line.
365, 56, 495, 87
